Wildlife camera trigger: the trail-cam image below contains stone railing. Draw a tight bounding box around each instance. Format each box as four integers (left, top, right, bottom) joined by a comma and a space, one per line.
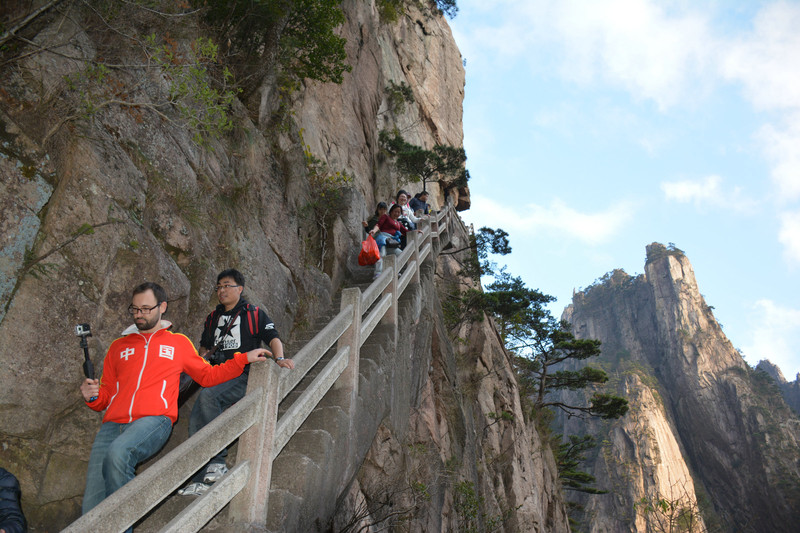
62, 204, 454, 533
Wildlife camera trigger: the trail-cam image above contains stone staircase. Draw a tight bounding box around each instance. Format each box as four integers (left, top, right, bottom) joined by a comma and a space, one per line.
265, 266, 393, 532
64, 206, 454, 533
134, 267, 399, 532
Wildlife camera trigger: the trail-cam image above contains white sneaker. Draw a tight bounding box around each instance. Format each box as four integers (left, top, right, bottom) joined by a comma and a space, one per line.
203, 463, 229, 484
178, 482, 210, 496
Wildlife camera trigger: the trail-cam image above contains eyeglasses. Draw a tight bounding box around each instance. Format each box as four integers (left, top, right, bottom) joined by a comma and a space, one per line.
128, 304, 160, 316
215, 284, 240, 292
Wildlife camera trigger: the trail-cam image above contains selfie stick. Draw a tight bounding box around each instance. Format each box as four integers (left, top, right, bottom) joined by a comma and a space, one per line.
78, 326, 97, 401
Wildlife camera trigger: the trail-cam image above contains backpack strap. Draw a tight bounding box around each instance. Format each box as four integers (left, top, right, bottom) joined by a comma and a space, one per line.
245, 305, 259, 336
204, 309, 220, 338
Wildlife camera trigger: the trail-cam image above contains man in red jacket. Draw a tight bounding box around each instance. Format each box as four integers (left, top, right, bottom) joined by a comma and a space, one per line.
79, 281, 271, 515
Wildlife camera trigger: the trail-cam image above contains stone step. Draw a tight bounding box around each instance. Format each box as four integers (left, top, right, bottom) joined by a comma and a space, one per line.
264, 489, 303, 533
266, 404, 349, 532
356, 359, 387, 434
264, 263, 404, 531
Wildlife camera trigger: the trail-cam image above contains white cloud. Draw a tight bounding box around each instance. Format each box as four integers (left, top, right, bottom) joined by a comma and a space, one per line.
756, 116, 800, 202
661, 175, 721, 203
466, 195, 634, 245
720, 2, 800, 112
457, 0, 800, 261
778, 210, 800, 265
660, 175, 757, 212
458, 0, 715, 109
741, 299, 800, 379
460, 1, 800, 112
549, 1, 712, 109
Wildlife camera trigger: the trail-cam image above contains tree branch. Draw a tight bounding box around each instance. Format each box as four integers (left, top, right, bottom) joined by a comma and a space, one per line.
119, 0, 203, 17
0, 0, 66, 49
42, 98, 176, 146
19, 220, 122, 279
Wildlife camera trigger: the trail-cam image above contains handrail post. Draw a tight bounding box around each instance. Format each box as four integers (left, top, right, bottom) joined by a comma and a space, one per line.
439, 205, 451, 252
409, 230, 421, 285
419, 217, 433, 264
335, 288, 362, 417
431, 212, 441, 255
229, 362, 280, 527
417, 215, 430, 237
381, 254, 398, 342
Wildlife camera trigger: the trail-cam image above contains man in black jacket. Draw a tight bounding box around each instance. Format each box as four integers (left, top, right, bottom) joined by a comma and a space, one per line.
0, 467, 26, 533
409, 191, 430, 215
179, 269, 294, 496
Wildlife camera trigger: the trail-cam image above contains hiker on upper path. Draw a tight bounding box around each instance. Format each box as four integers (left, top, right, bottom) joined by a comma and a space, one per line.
409, 191, 430, 216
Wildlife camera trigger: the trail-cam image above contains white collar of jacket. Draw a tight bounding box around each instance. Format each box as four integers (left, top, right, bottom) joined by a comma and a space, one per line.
121, 320, 173, 336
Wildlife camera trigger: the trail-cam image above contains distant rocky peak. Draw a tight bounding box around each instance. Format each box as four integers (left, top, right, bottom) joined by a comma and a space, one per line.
645, 241, 686, 264
645, 242, 697, 287
757, 359, 787, 383
560, 242, 800, 531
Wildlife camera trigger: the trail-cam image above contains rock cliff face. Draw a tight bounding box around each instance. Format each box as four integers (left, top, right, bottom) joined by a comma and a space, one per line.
327, 221, 569, 532
0, 1, 568, 530
557, 243, 800, 532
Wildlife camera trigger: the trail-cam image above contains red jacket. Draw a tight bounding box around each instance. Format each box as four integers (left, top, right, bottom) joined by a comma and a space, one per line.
377, 214, 408, 235
88, 321, 249, 424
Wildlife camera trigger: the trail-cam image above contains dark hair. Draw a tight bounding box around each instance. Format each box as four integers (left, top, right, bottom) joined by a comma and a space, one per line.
396, 190, 409, 201
132, 282, 167, 304
217, 268, 245, 287
417, 190, 428, 198
375, 201, 388, 216
389, 204, 403, 216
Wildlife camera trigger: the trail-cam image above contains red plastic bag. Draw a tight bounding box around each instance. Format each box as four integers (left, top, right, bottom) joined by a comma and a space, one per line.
358, 235, 380, 266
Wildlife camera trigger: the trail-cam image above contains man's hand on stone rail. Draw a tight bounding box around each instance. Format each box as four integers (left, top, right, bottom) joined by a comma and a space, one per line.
276, 357, 295, 369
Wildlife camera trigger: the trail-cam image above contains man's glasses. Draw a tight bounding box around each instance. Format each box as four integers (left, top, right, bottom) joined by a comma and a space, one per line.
128, 304, 160, 316
215, 284, 240, 292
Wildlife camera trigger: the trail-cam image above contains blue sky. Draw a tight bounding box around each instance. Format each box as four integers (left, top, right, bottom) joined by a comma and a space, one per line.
449, 0, 800, 379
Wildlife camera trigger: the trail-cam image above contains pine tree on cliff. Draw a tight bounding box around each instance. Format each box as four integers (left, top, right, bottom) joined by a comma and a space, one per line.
485, 270, 628, 420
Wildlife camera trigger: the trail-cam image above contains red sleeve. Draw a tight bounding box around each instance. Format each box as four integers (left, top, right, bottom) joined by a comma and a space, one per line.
182, 345, 248, 387
377, 215, 407, 235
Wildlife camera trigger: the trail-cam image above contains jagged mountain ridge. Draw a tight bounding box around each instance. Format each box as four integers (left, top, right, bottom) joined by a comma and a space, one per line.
557, 242, 800, 532
755, 360, 800, 415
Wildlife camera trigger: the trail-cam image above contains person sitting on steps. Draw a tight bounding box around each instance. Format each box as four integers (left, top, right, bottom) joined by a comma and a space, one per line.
178, 269, 295, 497
391, 190, 419, 230
363, 201, 389, 247
79, 281, 273, 530
0, 468, 26, 533
370, 203, 408, 279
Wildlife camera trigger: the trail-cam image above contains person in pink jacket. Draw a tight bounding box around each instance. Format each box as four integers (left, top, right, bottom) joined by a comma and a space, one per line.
79, 281, 271, 517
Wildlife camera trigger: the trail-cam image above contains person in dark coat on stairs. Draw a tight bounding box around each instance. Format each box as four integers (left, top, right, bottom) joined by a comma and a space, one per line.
179, 269, 295, 496
0, 468, 26, 533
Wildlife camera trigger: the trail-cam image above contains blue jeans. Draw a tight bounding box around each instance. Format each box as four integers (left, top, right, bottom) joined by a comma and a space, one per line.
373, 232, 387, 247
82, 415, 172, 517
374, 232, 401, 277
187, 372, 249, 482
